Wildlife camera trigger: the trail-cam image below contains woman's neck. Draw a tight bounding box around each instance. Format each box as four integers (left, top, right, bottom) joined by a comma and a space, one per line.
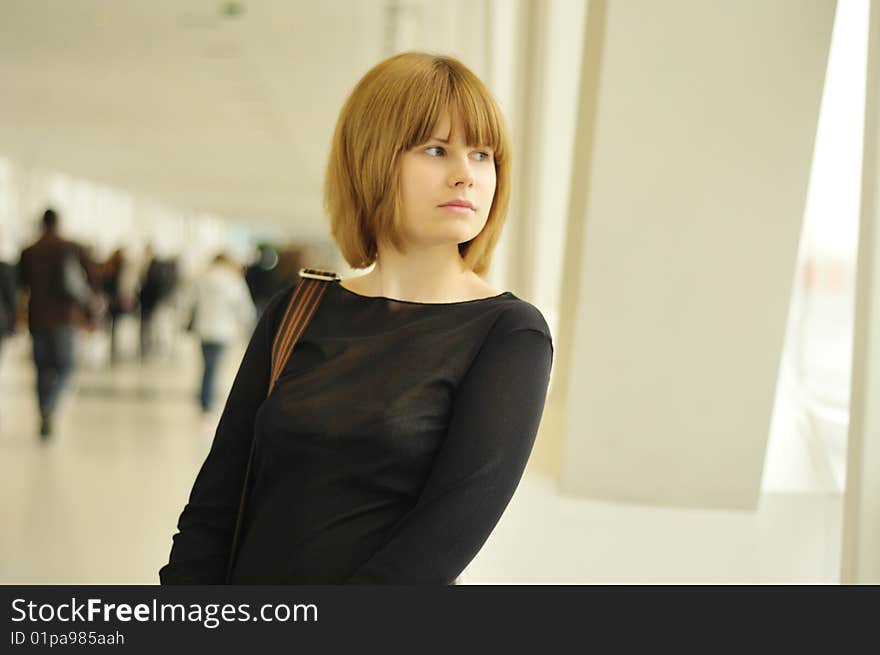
347, 244, 493, 303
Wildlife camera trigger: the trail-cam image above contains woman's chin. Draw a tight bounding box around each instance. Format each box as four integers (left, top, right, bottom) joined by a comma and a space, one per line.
405, 230, 481, 249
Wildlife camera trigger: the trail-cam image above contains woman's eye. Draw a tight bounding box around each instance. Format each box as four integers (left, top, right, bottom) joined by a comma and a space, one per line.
472, 151, 492, 162
425, 146, 445, 156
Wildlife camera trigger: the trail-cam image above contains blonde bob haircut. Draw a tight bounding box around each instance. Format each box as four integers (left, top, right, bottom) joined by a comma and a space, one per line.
324, 51, 511, 275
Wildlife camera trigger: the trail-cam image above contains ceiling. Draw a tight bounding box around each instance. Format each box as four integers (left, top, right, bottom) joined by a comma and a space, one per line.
0, 0, 392, 239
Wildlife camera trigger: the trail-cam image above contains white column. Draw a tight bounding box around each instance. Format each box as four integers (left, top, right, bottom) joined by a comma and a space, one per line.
502, 0, 547, 302
488, 0, 587, 320
841, 0, 880, 583
557, 0, 836, 509
482, 0, 524, 293
537, 0, 607, 478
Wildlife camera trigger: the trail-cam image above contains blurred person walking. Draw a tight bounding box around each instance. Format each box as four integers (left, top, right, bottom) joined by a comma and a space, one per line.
0, 256, 16, 355
191, 253, 256, 414
137, 248, 178, 359
99, 248, 134, 364
17, 208, 99, 439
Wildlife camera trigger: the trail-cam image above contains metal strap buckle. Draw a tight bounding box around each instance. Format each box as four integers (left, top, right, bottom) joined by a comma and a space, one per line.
298, 267, 340, 281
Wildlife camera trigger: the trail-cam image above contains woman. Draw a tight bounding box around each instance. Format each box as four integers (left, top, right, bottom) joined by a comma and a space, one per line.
160, 51, 554, 584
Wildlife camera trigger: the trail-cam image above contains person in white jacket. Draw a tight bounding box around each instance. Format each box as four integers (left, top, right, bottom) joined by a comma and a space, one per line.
192, 253, 257, 413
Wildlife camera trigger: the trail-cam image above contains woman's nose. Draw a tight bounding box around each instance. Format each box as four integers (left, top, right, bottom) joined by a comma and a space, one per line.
449, 158, 475, 188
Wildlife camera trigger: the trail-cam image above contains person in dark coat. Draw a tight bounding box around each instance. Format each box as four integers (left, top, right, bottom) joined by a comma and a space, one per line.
137, 248, 178, 359
17, 208, 97, 439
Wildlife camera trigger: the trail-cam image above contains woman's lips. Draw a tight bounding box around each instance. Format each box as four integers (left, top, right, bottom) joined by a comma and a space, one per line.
439, 205, 475, 214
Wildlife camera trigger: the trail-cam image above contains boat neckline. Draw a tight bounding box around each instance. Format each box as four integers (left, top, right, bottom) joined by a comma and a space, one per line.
335, 279, 512, 306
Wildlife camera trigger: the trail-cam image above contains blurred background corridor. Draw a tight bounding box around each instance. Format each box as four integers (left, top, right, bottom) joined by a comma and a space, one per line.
1, 0, 878, 583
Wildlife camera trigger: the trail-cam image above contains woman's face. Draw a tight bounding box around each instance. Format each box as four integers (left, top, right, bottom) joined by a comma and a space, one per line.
396, 112, 496, 252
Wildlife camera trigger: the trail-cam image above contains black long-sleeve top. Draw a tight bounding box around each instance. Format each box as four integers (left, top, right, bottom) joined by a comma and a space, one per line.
160, 278, 553, 584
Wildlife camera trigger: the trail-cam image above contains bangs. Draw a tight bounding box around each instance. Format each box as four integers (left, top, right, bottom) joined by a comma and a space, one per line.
400, 61, 508, 159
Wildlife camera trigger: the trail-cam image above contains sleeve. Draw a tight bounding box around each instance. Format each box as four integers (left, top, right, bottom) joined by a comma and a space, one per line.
0, 264, 16, 334
62, 245, 97, 310
1, 263, 16, 305
345, 305, 554, 584
81, 245, 97, 288
158, 283, 293, 584
15, 254, 28, 290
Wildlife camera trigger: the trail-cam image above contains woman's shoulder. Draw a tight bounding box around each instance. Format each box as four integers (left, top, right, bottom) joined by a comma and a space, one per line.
489, 294, 552, 341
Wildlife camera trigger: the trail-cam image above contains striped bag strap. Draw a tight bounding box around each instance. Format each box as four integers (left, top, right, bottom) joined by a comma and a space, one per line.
225, 267, 338, 584
268, 268, 339, 395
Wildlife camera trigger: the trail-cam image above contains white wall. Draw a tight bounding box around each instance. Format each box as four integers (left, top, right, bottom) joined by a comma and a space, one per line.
559, 0, 837, 509
842, 0, 880, 584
